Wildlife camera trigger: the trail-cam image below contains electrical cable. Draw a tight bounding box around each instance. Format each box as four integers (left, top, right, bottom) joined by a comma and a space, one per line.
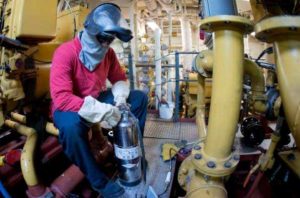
254, 47, 275, 70
158, 147, 178, 197
255, 46, 273, 63
255, 60, 276, 70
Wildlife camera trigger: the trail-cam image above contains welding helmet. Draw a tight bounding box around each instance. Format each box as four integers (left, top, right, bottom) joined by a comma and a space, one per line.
84, 3, 133, 42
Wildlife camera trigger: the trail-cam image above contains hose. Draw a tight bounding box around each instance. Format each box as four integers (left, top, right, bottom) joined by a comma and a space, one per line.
128, 111, 147, 183
255, 46, 273, 62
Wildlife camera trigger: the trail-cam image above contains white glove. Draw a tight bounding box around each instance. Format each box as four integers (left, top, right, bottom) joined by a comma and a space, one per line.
78, 96, 121, 127
111, 81, 130, 106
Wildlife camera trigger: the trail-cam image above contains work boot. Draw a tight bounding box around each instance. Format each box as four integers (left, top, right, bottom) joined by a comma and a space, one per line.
99, 180, 125, 198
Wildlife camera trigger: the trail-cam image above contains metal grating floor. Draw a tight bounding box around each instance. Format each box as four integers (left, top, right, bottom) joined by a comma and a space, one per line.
120, 114, 199, 197
144, 118, 198, 141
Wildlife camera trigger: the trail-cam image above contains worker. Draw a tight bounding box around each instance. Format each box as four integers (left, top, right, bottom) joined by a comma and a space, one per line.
50, 3, 147, 198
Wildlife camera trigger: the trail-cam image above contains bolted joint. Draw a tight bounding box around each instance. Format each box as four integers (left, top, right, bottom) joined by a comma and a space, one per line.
194, 154, 202, 160
194, 145, 202, 150
224, 161, 232, 168
207, 161, 216, 168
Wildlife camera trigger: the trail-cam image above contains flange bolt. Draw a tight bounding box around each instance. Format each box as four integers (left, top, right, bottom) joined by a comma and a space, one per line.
194, 154, 202, 160
224, 161, 232, 168
207, 161, 216, 168
233, 154, 240, 161
194, 145, 201, 150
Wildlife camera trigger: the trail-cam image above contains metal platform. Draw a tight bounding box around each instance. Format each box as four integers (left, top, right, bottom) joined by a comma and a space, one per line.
119, 115, 199, 197
144, 116, 198, 141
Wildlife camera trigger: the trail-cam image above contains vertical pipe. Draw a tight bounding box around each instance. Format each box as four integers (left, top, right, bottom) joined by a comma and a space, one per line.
130, 1, 137, 89
274, 38, 300, 147
167, 14, 173, 104
174, 52, 180, 121
168, 13, 172, 50
196, 75, 207, 138
4, 120, 39, 186
204, 29, 244, 159
167, 68, 173, 104
180, 16, 193, 71
128, 53, 134, 90
155, 27, 162, 109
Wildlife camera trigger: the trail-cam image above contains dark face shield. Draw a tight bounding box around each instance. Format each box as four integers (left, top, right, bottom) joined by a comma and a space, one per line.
84, 3, 133, 42
96, 34, 115, 45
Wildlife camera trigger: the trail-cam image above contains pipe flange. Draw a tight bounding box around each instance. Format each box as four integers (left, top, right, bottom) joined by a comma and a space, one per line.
178, 156, 193, 191
200, 15, 253, 33
191, 143, 239, 177
255, 16, 300, 43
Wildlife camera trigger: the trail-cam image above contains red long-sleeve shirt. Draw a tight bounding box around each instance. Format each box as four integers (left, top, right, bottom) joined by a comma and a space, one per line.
50, 37, 127, 112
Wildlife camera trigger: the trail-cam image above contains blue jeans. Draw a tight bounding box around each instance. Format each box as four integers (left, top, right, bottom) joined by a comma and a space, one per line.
53, 90, 147, 192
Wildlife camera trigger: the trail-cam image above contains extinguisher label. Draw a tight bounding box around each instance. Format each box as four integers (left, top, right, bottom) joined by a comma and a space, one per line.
114, 145, 139, 160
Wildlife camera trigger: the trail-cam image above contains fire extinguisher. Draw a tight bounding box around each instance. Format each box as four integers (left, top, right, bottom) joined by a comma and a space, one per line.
113, 105, 146, 186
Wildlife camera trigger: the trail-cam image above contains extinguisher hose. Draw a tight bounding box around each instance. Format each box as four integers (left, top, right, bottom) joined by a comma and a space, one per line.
128, 111, 147, 183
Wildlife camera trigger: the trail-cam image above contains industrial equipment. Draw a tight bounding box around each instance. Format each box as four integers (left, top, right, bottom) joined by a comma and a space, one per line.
0, 0, 300, 197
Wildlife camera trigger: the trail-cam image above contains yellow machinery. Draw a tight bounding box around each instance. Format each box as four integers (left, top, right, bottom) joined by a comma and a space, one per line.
179, 15, 253, 197
0, 0, 90, 196
178, 0, 300, 197
0, 0, 300, 197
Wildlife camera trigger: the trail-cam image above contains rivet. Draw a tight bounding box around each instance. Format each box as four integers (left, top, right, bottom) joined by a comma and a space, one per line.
233, 154, 240, 161
194, 154, 202, 160
224, 161, 232, 168
194, 145, 201, 150
207, 161, 216, 168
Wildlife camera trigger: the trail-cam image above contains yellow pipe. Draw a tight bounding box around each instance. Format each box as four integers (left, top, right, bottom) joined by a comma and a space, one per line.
196, 75, 207, 139
4, 120, 39, 186
266, 70, 276, 88
0, 155, 5, 166
254, 16, 300, 148
195, 53, 266, 113
187, 172, 226, 198
10, 112, 59, 136
204, 28, 245, 159
260, 133, 280, 171
45, 122, 59, 136
249, 0, 268, 23
275, 38, 300, 147
244, 59, 265, 93
11, 112, 26, 124
178, 16, 252, 198
244, 59, 267, 113
195, 50, 213, 73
